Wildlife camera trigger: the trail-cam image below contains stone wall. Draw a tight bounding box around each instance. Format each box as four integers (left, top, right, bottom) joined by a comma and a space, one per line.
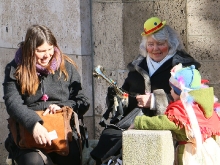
1, 0, 220, 164
0, 0, 93, 164
187, 0, 220, 97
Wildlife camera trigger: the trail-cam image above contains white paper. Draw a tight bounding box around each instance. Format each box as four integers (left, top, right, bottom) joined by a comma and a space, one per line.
48, 130, 58, 140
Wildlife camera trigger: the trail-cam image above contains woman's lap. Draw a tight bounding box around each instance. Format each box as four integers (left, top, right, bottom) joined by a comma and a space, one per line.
5, 134, 81, 165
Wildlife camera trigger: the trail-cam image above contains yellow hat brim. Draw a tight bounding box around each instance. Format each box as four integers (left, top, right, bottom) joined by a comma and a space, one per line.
141, 20, 166, 36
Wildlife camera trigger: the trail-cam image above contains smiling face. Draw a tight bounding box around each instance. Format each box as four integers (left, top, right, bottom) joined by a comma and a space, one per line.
35, 42, 54, 67
146, 35, 169, 62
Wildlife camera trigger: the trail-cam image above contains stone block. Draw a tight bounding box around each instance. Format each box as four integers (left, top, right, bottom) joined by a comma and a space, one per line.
188, 36, 220, 61
92, 2, 124, 69
0, 48, 16, 102
122, 130, 174, 165
188, 0, 220, 18
187, 16, 220, 36
0, 0, 91, 55
122, 2, 154, 66
196, 61, 220, 86
154, 0, 187, 47
187, 0, 220, 37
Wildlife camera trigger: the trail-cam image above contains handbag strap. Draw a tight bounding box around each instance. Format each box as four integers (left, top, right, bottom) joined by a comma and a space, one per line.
71, 111, 83, 165
80, 117, 89, 148
72, 111, 81, 138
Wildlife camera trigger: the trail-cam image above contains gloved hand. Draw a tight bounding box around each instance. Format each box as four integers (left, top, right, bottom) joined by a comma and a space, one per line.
106, 86, 117, 107
100, 87, 117, 125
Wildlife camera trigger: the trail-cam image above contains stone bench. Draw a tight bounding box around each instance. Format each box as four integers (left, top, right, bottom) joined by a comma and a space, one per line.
122, 130, 220, 165
122, 130, 174, 165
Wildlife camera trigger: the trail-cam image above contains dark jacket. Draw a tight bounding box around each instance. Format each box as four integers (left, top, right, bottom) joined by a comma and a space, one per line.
122, 50, 201, 116
3, 59, 90, 133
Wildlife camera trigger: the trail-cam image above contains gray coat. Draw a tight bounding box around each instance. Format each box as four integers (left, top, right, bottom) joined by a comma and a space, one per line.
3, 59, 89, 133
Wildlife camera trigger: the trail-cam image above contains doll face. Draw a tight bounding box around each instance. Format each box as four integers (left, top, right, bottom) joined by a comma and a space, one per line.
146, 36, 169, 62
35, 42, 54, 67
170, 88, 180, 101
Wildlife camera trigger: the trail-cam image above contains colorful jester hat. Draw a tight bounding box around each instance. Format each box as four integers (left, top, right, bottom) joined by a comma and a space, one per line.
169, 63, 201, 95
169, 63, 214, 118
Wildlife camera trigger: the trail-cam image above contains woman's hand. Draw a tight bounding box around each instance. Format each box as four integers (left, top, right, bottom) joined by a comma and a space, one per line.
43, 104, 61, 116
136, 93, 151, 108
33, 122, 51, 145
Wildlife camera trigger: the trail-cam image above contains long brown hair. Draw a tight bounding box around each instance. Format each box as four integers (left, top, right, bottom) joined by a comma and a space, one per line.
15, 25, 77, 95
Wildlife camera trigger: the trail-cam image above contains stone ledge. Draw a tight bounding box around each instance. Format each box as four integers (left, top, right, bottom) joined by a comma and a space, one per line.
122, 130, 174, 165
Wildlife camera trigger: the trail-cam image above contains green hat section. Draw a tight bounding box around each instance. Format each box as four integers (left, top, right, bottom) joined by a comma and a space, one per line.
189, 87, 214, 118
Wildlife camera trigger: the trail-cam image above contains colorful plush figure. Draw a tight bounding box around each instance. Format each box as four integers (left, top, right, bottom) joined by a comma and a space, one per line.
133, 63, 220, 165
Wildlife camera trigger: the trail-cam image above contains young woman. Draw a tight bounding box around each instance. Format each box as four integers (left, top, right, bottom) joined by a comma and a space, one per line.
3, 25, 90, 165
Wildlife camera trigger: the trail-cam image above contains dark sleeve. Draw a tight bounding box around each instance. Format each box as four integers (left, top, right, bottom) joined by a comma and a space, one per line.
172, 50, 201, 69
121, 72, 131, 92
65, 63, 90, 118
3, 61, 42, 133
68, 81, 90, 118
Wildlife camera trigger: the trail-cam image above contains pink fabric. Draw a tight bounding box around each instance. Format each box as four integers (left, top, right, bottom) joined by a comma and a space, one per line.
165, 100, 220, 141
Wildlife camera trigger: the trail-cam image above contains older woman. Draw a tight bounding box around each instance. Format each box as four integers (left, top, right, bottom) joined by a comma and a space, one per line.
90, 17, 201, 165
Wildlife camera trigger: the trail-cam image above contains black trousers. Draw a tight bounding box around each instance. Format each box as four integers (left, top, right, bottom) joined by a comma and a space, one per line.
5, 134, 81, 165
90, 128, 122, 164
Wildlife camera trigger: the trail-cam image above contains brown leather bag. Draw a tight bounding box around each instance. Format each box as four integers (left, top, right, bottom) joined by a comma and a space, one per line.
8, 106, 81, 156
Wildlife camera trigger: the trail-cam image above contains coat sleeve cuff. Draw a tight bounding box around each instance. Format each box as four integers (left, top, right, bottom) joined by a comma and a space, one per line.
150, 93, 156, 110
153, 89, 169, 115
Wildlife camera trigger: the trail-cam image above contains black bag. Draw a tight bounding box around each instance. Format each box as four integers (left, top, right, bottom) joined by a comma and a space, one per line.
99, 87, 142, 130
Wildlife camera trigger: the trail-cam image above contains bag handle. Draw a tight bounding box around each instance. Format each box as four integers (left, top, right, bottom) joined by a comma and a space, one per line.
71, 110, 83, 165
72, 111, 81, 138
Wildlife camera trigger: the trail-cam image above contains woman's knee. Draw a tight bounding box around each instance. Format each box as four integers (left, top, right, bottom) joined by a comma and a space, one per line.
16, 151, 44, 165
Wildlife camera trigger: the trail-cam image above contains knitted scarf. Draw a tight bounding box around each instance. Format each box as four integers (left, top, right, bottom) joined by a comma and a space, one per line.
165, 100, 220, 142
15, 47, 61, 76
